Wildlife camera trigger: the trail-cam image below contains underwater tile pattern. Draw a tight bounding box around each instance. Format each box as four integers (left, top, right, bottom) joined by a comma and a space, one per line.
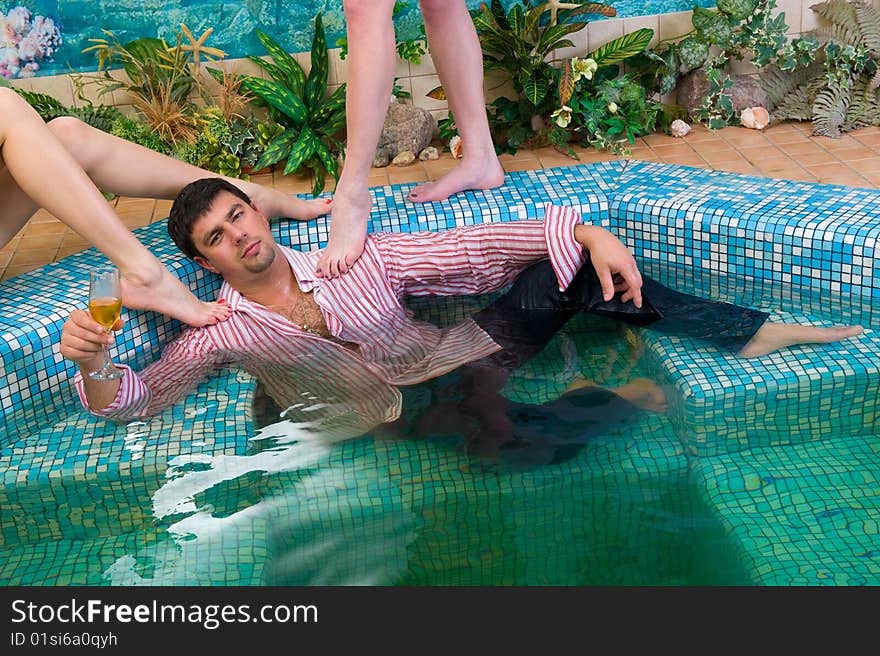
0, 365, 256, 549
691, 434, 880, 586
642, 311, 879, 457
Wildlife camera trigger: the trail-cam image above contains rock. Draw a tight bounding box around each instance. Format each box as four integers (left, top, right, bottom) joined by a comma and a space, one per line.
670, 119, 691, 137
376, 103, 437, 160
676, 68, 770, 119
419, 146, 440, 161
372, 148, 390, 168
392, 150, 416, 167
740, 106, 770, 130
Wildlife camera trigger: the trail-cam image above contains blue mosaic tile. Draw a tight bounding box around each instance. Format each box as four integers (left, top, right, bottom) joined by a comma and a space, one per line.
640, 311, 878, 457
608, 161, 880, 328
0, 366, 256, 548
691, 434, 880, 585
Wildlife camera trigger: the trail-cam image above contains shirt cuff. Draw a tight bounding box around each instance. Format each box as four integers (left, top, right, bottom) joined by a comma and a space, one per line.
544, 203, 587, 291
73, 363, 145, 419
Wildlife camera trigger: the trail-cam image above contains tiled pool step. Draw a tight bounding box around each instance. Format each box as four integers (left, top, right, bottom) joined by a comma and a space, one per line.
0, 367, 256, 548
690, 434, 880, 585
608, 161, 880, 329
640, 312, 879, 457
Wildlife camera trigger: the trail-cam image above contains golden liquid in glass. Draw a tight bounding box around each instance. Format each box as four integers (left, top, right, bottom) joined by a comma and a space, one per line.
89, 297, 122, 330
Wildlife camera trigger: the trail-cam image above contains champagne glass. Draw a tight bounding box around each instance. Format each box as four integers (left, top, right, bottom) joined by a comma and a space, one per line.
88, 266, 124, 381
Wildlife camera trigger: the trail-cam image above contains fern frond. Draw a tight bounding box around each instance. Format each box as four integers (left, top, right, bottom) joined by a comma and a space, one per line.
811, 0, 861, 32
762, 60, 824, 106
773, 84, 817, 121
855, 1, 880, 51
844, 77, 880, 129
812, 79, 850, 137
869, 66, 880, 91
815, 23, 862, 47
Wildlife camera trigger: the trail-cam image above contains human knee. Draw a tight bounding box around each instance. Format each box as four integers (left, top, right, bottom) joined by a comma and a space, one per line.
419, 0, 462, 21
47, 115, 90, 147
343, 0, 395, 25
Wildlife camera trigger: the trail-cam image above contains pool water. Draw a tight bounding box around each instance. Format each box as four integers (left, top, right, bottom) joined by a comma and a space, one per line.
2, 279, 875, 586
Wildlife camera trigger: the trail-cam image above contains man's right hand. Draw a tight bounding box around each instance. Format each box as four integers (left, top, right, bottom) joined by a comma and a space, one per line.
60, 309, 123, 372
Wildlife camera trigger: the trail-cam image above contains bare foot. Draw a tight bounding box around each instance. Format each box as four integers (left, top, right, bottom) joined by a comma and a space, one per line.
738, 322, 864, 358
120, 264, 232, 327
233, 180, 332, 221
566, 376, 668, 413
407, 155, 504, 203
315, 189, 372, 278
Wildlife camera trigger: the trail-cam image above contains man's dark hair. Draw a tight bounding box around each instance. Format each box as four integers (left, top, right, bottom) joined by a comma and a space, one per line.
168, 178, 253, 259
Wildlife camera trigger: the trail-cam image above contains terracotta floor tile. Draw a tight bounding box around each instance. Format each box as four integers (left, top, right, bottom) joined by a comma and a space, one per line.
804, 162, 853, 178
153, 200, 174, 219
498, 150, 538, 163
781, 150, 840, 166
1, 237, 22, 253
10, 247, 60, 266
817, 135, 862, 150
21, 221, 67, 237
642, 133, 685, 147
719, 130, 773, 147
387, 167, 429, 184
755, 156, 800, 172
765, 168, 819, 182
658, 155, 708, 167
694, 147, 741, 164
843, 157, 880, 174
502, 160, 543, 172
775, 140, 826, 155
711, 160, 760, 175
2, 263, 41, 280
17, 234, 64, 252
0, 252, 12, 268
28, 209, 59, 224
830, 145, 878, 161
114, 198, 155, 214
816, 174, 873, 188
56, 244, 89, 259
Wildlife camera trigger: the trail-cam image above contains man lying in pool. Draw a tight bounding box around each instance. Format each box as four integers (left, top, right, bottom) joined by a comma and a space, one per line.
59, 178, 863, 440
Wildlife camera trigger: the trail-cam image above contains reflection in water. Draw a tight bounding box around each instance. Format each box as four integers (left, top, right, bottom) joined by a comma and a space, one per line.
103, 415, 420, 586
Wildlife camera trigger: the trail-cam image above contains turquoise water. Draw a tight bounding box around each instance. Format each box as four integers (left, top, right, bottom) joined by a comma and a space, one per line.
1, 0, 718, 79
2, 280, 876, 586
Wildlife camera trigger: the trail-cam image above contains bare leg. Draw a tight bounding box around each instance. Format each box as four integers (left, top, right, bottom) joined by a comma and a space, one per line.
406, 0, 504, 204
738, 322, 864, 358
566, 376, 669, 413
316, 0, 397, 278
0, 89, 233, 326
46, 117, 331, 221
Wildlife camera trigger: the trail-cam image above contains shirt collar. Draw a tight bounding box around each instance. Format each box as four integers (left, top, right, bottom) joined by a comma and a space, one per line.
217, 244, 319, 312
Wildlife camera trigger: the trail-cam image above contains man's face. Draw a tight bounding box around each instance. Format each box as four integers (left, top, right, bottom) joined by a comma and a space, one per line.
190, 190, 277, 277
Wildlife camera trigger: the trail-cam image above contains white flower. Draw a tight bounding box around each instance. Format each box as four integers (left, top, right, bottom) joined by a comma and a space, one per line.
571, 57, 598, 82
607, 102, 618, 114
551, 105, 572, 128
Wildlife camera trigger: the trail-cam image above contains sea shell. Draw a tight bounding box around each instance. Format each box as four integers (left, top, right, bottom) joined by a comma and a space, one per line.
740, 106, 770, 130
670, 119, 691, 137
449, 134, 463, 158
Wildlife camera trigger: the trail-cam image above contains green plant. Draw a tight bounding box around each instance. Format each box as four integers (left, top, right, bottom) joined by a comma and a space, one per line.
628, 0, 793, 128
81, 26, 225, 145
550, 68, 661, 155
762, 0, 880, 137
110, 115, 173, 155
216, 15, 346, 195
12, 87, 123, 132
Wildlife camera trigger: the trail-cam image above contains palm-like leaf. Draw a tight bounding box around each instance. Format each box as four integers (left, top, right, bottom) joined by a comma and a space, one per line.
241, 77, 308, 127
256, 30, 306, 96
588, 28, 655, 67
304, 15, 328, 110
283, 127, 319, 175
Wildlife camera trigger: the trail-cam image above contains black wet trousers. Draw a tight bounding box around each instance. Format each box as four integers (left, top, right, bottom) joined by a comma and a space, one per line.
431, 258, 769, 466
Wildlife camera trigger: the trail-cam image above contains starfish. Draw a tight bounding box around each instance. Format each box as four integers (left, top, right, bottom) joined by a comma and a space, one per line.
546, 1, 582, 26
177, 24, 227, 67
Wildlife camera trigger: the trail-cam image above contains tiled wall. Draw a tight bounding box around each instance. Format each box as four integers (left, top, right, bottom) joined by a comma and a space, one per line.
5, 1, 858, 124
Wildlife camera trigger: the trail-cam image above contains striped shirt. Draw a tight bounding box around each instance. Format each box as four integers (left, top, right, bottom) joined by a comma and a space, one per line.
75, 205, 587, 429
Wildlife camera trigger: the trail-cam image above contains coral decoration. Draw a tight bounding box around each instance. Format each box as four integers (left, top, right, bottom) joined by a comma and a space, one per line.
0, 6, 62, 79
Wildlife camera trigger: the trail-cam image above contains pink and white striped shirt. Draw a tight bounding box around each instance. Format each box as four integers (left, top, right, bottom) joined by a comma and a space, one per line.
75, 205, 587, 428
